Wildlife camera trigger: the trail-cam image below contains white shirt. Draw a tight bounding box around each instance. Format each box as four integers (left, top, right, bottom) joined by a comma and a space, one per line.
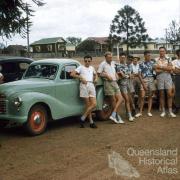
131, 63, 139, 74
172, 59, 180, 69
97, 60, 117, 81
75, 65, 96, 82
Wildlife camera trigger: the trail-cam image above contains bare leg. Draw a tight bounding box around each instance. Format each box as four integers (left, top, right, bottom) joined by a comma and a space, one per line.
147, 96, 153, 113
82, 97, 96, 119
167, 89, 173, 110
139, 90, 145, 114
121, 92, 131, 113
113, 93, 123, 113
159, 90, 165, 112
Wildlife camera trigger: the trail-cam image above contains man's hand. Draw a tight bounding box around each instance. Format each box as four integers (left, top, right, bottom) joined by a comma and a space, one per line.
101, 72, 113, 81
80, 77, 87, 84
93, 78, 98, 84
117, 72, 125, 78
106, 75, 113, 81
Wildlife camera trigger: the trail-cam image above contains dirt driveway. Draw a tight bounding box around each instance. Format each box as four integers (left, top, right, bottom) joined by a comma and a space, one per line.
0, 57, 180, 180
0, 108, 179, 180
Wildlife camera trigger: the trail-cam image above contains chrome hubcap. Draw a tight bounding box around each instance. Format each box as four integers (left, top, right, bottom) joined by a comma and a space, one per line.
102, 103, 110, 112
34, 114, 41, 124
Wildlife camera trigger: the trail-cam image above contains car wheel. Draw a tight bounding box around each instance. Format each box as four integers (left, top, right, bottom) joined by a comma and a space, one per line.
24, 105, 48, 136
96, 97, 113, 120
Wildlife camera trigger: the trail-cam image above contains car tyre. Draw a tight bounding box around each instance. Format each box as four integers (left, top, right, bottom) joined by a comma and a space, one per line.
24, 105, 48, 136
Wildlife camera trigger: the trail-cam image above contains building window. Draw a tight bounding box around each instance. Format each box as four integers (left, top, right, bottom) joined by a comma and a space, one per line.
35, 46, 41, 52
58, 44, 65, 51
60, 65, 77, 80
47, 45, 52, 52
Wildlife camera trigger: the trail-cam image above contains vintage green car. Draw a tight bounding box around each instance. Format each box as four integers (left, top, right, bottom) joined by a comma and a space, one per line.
0, 59, 112, 135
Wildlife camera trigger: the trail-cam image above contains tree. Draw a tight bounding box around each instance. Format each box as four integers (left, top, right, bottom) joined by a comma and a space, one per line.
166, 20, 180, 47
76, 40, 98, 52
0, 0, 45, 39
109, 5, 149, 55
0, 43, 5, 49
66, 37, 82, 46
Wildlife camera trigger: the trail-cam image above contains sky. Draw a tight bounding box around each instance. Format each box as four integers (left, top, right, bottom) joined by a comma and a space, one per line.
2, 0, 180, 46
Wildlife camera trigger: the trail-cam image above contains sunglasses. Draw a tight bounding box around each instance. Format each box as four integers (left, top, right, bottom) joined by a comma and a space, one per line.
84, 60, 91, 63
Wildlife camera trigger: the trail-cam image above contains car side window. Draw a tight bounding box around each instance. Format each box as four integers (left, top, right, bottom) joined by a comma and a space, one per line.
60, 65, 77, 80
19, 63, 30, 71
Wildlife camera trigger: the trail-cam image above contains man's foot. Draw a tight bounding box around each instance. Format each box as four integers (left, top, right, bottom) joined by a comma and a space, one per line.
109, 115, 119, 124
147, 112, 153, 117
160, 112, 166, 118
132, 109, 136, 117
90, 123, 97, 128
135, 113, 142, 118
116, 114, 125, 124
169, 112, 176, 118
128, 116, 134, 122
80, 120, 85, 128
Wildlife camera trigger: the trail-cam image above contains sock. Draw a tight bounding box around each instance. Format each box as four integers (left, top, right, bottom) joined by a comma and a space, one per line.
111, 112, 116, 118
162, 107, 165, 113
81, 115, 86, 122
169, 108, 172, 113
89, 118, 94, 124
127, 112, 132, 118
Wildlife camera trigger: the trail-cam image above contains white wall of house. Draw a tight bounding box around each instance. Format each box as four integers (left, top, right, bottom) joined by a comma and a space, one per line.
113, 42, 173, 51
66, 45, 75, 51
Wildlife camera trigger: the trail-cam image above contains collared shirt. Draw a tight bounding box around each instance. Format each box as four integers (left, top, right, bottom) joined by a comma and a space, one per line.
139, 60, 155, 78
97, 60, 117, 81
155, 56, 172, 67
116, 63, 132, 79
155, 56, 172, 75
172, 59, 180, 69
130, 63, 140, 74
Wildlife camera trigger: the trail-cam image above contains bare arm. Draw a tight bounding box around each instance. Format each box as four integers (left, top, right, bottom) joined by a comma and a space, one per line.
173, 67, 180, 74
155, 64, 173, 73
138, 73, 147, 91
70, 70, 87, 84
97, 72, 113, 81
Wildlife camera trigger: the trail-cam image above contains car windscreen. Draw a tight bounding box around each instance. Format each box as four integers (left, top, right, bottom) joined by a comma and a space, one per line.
24, 64, 58, 79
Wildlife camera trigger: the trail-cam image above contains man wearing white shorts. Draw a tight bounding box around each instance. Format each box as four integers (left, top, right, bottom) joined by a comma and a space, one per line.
71, 55, 98, 128
155, 47, 176, 118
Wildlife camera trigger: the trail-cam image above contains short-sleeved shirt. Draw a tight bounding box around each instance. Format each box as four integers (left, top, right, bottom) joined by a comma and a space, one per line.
75, 65, 96, 82
155, 57, 173, 90
116, 63, 132, 79
139, 60, 155, 78
130, 63, 140, 74
97, 61, 117, 81
155, 57, 172, 68
172, 59, 180, 69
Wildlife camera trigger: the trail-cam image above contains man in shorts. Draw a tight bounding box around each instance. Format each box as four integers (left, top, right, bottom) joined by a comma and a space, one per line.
71, 55, 98, 128
97, 51, 124, 124
130, 56, 141, 97
172, 49, 180, 74
116, 52, 135, 121
135, 50, 156, 117
154, 47, 176, 118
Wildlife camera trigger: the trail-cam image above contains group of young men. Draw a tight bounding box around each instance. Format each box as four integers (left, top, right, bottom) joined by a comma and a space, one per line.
71, 47, 180, 128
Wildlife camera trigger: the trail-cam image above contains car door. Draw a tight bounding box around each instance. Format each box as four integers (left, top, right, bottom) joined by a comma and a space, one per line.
55, 64, 84, 118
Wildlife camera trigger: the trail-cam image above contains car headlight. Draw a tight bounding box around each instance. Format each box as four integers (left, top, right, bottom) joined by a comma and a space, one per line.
13, 97, 22, 107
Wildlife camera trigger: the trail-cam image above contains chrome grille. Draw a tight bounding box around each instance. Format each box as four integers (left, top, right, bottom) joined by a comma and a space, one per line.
0, 94, 6, 114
